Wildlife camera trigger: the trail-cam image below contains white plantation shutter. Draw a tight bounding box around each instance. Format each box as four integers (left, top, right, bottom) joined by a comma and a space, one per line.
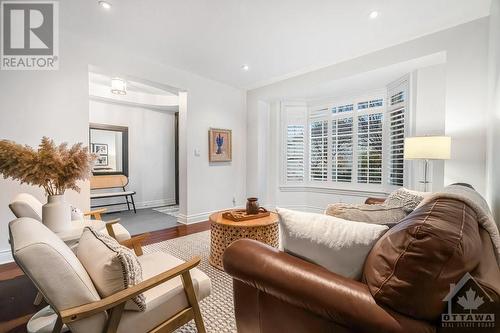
283, 104, 307, 183
387, 79, 409, 187
309, 108, 328, 181
286, 125, 305, 181
357, 113, 383, 184
332, 117, 353, 182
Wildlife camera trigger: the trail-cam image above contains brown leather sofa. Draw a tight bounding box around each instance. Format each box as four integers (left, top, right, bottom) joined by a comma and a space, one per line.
223, 196, 500, 333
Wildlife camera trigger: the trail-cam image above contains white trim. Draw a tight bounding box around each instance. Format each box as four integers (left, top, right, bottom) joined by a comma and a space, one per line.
0, 249, 13, 264
279, 185, 389, 198
176, 206, 245, 224
268, 204, 324, 214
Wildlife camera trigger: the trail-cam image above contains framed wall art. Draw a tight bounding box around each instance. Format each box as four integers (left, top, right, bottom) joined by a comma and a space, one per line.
209, 128, 232, 162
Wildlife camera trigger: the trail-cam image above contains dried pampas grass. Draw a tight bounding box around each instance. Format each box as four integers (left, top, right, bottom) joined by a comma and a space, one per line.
0, 137, 96, 196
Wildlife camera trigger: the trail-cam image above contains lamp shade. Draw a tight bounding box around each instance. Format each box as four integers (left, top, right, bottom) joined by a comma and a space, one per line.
404, 136, 451, 160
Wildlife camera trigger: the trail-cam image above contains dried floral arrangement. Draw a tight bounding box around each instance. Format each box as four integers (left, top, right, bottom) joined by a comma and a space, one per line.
0, 137, 96, 196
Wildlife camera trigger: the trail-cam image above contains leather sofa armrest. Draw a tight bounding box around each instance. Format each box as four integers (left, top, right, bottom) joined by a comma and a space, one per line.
223, 239, 433, 333
364, 197, 386, 204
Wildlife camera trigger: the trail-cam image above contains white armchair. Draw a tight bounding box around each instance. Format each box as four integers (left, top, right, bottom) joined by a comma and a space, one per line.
9, 217, 211, 333
9, 193, 131, 241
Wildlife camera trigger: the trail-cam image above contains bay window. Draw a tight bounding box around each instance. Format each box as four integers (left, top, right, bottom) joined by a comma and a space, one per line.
281, 76, 410, 192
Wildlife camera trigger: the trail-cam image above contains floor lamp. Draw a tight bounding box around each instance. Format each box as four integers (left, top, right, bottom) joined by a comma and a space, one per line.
403, 136, 451, 191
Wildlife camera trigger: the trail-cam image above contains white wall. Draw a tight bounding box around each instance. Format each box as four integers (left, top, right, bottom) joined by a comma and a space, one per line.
248, 18, 489, 212
0, 1, 246, 263
89, 100, 177, 210
412, 64, 447, 192
487, 0, 500, 223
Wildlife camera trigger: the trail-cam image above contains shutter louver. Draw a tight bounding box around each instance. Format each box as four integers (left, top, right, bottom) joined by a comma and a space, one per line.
286, 125, 305, 182
310, 120, 328, 181
332, 117, 353, 182
387, 80, 408, 187
357, 113, 383, 184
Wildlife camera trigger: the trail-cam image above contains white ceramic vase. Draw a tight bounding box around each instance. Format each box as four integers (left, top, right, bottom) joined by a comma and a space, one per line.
42, 194, 71, 233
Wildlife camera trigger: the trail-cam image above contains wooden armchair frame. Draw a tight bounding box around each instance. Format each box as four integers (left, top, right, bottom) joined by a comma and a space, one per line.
50, 236, 206, 333
84, 208, 120, 240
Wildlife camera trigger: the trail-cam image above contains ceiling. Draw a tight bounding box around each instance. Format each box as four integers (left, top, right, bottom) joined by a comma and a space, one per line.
88, 72, 179, 111
63, 0, 490, 89
89, 72, 176, 96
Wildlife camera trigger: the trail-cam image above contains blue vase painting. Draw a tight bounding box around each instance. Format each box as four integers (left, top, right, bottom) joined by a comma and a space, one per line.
216, 133, 224, 154
209, 129, 232, 162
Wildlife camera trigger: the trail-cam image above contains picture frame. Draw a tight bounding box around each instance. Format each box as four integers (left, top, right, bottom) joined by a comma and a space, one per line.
95, 155, 109, 166
93, 143, 108, 155
209, 128, 232, 162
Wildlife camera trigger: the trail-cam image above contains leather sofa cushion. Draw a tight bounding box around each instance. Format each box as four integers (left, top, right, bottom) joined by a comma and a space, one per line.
363, 198, 481, 321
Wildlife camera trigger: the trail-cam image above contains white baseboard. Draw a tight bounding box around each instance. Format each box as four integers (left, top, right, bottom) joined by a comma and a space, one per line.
0, 249, 13, 264
177, 206, 244, 225
176, 210, 217, 224
103, 198, 177, 213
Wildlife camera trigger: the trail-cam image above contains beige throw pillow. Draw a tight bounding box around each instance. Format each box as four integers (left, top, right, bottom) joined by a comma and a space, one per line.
325, 203, 406, 225
77, 227, 146, 311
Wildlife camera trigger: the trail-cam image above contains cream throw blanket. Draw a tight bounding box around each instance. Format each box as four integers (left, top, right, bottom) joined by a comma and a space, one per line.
416, 185, 500, 266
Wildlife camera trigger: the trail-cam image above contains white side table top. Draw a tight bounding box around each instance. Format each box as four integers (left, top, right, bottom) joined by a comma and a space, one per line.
54, 219, 105, 242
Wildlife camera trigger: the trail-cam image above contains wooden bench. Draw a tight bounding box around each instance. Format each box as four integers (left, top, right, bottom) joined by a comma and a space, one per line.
90, 175, 137, 213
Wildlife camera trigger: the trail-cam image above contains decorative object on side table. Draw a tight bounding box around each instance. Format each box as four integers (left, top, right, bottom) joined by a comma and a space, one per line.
208, 128, 232, 162
404, 136, 451, 191
0, 137, 96, 232
246, 197, 260, 214
222, 197, 270, 221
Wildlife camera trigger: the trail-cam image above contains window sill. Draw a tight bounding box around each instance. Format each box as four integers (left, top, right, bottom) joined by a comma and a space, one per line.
278, 185, 389, 198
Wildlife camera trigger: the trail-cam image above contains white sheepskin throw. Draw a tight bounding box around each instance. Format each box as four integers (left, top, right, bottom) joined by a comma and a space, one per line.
277, 207, 388, 279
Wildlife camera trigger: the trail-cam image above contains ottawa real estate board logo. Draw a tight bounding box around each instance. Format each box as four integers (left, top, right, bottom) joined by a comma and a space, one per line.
1, 1, 59, 70
441, 272, 497, 330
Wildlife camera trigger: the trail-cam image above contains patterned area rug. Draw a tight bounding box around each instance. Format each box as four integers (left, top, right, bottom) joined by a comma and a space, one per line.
143, 231, 236, 333
153, 205, 180, 218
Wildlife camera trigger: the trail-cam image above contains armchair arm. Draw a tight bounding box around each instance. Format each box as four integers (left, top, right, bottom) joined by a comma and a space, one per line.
364, 197, 386, 205
60, 256, 201, 324
223, 239, 433, 333
104, 218, 120, 239
119, 234, 149, 256
84, 208, 107, 220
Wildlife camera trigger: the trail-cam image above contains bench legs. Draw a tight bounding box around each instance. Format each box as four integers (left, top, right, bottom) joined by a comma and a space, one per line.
130, 195, 137, 213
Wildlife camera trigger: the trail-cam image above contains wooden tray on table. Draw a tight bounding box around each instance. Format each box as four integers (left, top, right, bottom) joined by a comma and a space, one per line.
222, 208, 270, 222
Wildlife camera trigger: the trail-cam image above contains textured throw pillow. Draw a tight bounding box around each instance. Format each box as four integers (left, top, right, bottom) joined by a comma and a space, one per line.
384, 188, 429, 213
325, 203, 406, 226
77, 227, 146, 311
277, 207, 389, 279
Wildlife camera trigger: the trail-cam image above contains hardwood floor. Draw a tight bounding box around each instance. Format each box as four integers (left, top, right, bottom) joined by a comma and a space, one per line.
0, 221, 211, 333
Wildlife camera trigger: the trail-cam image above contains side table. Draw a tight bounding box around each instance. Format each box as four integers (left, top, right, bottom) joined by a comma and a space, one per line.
209, 211, 279, 270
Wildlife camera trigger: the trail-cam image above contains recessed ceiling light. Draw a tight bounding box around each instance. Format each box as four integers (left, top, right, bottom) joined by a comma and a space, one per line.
98, 1, 112, 10
111, 78, 127, 95
369, 11, 379, 19
241, 64, 249, 72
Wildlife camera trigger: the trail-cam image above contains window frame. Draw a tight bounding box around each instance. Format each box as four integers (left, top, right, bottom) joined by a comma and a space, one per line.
280, 76, 413, 194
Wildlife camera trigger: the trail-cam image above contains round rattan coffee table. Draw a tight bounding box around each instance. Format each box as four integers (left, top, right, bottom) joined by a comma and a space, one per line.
209, 211, 279, 270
